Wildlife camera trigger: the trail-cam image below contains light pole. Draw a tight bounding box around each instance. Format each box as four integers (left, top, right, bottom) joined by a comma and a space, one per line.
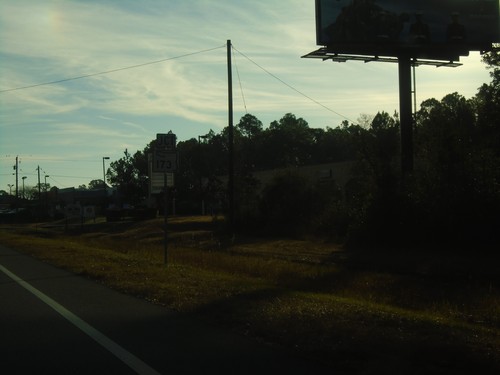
102, 157, 110, 187
22, 176, 27, 199
8, 184, 13, 195
44, 175, 49, 191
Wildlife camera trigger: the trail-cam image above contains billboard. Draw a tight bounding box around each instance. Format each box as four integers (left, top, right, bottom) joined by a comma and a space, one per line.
316, 0, 499, 59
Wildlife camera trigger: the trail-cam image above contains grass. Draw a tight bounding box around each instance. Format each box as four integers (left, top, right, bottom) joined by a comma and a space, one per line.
1, 216, 499, 374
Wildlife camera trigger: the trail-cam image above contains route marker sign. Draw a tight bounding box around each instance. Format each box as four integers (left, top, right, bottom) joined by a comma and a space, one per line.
153, 132, 177, 172
156, 132, 176, 150
153, 131, 178, 266
152, 149, 177, 172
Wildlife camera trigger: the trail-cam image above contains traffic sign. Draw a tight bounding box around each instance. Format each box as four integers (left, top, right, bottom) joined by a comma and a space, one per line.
156, 132, 177, 150
152, 149, 177, 172
150, 172, 174, 193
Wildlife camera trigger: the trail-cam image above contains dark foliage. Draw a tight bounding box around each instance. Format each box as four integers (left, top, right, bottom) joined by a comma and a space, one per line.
106, 52, 500, 251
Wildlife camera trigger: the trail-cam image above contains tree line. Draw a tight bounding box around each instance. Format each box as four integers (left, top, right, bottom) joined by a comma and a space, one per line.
106, 51, 499, 251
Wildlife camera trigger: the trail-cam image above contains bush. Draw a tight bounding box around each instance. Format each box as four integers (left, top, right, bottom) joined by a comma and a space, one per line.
259, 172, 323, 236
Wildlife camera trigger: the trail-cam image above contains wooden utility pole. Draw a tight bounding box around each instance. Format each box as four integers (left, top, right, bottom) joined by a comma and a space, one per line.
227, 40, 234, 233
15, 156, 19, 201
37, 166, 41, 204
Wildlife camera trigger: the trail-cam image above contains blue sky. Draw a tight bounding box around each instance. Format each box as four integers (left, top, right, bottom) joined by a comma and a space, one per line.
0, 0, 494, 191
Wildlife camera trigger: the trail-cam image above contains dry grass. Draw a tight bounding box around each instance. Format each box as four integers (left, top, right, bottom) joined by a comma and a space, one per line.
1, 217, 499, 374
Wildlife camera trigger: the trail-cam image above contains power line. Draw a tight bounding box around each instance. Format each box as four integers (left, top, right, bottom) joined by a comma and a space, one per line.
232, 46, 247, 113
1, 41, 357, 125
47, 174, 96, 179
0, 45, 226, 94
232, 45, 356, 124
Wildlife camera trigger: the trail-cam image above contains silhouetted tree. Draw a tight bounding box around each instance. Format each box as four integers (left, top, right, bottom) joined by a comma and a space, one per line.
88, 179, 105, 190
236, 113, 263, 138
260, 171, 321, 236
264, 113, 314, 167
107, 148, 148, 205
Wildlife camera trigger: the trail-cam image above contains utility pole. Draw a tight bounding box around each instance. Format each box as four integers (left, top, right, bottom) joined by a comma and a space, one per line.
227, 39, 234, 234
37, 166, 41, 204
15, 156, 19, 202
22, 176, 27, 199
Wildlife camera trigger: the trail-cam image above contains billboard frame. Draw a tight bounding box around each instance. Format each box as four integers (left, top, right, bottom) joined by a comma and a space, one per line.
305, 0, 499, 177
301, 48, 463, 67
314, 0, 499, 62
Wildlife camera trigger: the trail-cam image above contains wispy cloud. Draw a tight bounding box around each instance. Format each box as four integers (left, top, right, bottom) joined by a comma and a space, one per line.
0, 0, 493, 189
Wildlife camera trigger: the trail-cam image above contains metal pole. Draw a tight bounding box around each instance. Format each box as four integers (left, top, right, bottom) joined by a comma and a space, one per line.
15, 156, 18, 202
412, 63, 417, 115
227, 39, 234, 233
164, 172, 168, 265
37, 166, 41, 205
102, 158, 106, 186
398, 54, 414, 176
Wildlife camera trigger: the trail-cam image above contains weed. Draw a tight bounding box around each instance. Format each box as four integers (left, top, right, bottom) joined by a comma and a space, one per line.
1, 218, 499, 373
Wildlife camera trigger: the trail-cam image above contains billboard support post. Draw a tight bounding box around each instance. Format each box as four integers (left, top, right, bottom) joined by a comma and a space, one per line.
398, 55, 414, 176
307, 0, 499, 177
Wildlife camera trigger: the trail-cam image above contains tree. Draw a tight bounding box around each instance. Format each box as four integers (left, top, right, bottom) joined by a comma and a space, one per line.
357, 113, 374, 128
259, 171, 321, 235
415, 93, 475, 180
351, 111, 400, 193
107, 148, 148, 205
236, 113, 263, 139
234, 114, 266, 173
25, 186, 41, 200
88, 179, 105, 189
410, 90, 499, 247
481, 47, 500, 82
264, 113, 314, 167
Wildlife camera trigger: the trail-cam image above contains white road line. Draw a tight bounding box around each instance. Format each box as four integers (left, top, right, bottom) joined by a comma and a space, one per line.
0, 263, 162, 375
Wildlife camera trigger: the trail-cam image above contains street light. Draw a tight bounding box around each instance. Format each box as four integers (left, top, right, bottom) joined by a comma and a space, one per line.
44, 175, 49, 191
102, 157, 110, 187
7, 184, 13, 195
22, 176, 27, 199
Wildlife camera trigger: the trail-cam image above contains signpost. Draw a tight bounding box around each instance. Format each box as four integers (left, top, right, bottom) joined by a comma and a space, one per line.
154, 131, 177, 265
149, 172, 174, 194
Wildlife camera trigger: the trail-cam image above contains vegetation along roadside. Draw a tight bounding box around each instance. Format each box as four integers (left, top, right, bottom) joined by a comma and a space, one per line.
1, 216, 499, 374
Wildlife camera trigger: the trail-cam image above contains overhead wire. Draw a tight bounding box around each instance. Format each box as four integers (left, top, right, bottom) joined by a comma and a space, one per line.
1, 41, 356, 124
2, 40, 357, 124
232, 46, 248, 113
232, 45, 356, 124
0, 44, 226, 93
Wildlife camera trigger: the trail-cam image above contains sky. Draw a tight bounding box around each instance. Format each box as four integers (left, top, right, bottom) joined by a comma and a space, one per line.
0, 0, 495, 192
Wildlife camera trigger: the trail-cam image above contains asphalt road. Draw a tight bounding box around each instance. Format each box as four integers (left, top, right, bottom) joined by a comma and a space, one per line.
0, 244, 330, 374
